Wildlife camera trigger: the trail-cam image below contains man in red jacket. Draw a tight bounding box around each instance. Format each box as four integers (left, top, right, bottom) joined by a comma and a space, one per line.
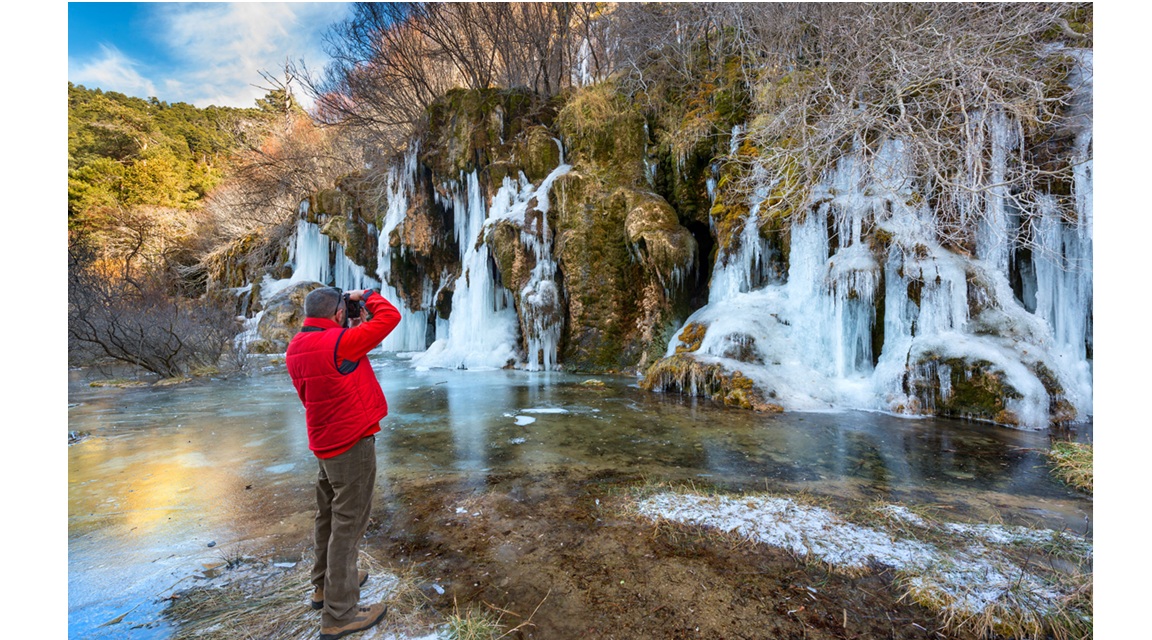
286, 286, 401, 640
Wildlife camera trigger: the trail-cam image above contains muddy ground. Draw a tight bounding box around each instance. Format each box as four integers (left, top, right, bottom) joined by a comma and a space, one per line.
343, 468, 973, 640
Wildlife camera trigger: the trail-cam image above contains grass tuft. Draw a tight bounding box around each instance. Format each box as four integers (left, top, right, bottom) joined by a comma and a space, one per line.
441, 589, 549, 640
442, 603, 505, 640
1047, 441, 1092, 493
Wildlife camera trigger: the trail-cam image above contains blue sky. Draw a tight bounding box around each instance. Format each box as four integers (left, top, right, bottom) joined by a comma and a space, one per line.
67, 2, 353, 109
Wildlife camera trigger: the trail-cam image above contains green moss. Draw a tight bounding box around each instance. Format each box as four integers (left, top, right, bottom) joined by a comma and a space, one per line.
713, 54, 752, 127
549, 93, 701, 373
555, 82, 647, 186
910, 355, 1023, 425
516, 125, 562, 182
556, 182, 643, 371
708, 180, 751, 258
423, 87, 545, 178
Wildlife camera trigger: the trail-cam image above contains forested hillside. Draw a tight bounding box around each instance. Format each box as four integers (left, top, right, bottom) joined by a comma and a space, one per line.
68, 83, 276, 226
67, 83, 287, 375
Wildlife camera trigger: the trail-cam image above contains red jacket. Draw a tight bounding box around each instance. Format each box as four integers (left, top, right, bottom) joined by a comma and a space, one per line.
286, 290, 402, 458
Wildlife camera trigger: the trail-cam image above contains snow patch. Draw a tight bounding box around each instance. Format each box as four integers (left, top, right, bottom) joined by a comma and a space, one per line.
638, 492, 1091, 618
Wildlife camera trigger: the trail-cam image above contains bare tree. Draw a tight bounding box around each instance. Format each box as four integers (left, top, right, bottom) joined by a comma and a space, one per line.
215, 74, 368, 238
736, 3, 1088, 250
611, 3, 1090, 252
300, 3, 459, 158
299, 2, 608, 159
69, 245, 239, 377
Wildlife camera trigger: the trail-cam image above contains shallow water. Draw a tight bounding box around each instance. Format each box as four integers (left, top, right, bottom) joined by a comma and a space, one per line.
68, 354, 1091, 638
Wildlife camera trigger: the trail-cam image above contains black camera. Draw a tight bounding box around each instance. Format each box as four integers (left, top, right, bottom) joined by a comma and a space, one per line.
343, 293, 363, 320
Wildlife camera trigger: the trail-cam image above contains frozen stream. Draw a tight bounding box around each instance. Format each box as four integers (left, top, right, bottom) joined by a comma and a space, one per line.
68, 354, 1091, 638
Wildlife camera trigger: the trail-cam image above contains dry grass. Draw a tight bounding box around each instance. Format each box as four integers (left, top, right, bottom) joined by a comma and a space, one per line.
900, 566, 1092, 640
88, 378, 150, 388
1047, 441, 1093, 493
164, 549, 439, 640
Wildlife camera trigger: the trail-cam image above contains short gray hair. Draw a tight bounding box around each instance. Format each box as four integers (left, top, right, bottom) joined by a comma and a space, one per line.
304, 287, 342, 319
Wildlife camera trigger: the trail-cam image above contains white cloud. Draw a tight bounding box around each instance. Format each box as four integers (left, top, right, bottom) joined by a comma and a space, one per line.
69, 44, 158, 99
67, 3, 350, 109
151, 2, 351, 109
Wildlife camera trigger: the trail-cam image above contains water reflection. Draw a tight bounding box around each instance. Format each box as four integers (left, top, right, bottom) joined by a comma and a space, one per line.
68, 355, 1091, 638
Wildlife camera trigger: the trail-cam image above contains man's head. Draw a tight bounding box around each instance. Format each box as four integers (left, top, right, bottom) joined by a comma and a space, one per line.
304, 287, 345, 324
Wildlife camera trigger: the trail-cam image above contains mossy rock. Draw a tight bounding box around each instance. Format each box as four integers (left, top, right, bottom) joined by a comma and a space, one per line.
556, 82, 647, 186
965, 268, 997, 319
89, 379, 149, 388
719, 333, 762, 364
554, 182, 694, 372
423, 87, 542, 178
1031, 362, 1078, 424
549, 146, 697, 372
623, 189, 697, 276
907, 355, 1024, 426
487, 220, 534, 293
708, 175, 752, 259
310, 189, 346, 217
204, 227, 285, 292
641, 354, 780, 412
516, 125, 563, 182
246, 339, 283, 355
486, 160, 516, 190
381, 186, 457, 312
673, 322, 708, 353
319, 214, 350, 247
554, 178, 644, 371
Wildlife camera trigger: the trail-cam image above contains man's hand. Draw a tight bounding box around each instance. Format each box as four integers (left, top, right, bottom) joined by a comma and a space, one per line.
344, 290, 372, 325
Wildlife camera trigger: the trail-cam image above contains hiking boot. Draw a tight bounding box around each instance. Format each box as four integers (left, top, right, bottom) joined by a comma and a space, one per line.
318, 602, 387, 640
310, 570, 369, 610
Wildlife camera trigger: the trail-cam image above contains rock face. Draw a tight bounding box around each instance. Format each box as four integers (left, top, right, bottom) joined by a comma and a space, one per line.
554, 184, 696, 371
549, 85, 701, 371
247, 281, 322, 354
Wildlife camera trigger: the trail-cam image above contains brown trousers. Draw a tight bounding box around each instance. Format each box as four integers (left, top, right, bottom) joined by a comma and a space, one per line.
312, 435, 377, 626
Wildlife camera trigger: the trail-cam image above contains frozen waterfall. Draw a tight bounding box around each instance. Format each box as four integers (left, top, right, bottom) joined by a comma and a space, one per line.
665, 75, 1093, 430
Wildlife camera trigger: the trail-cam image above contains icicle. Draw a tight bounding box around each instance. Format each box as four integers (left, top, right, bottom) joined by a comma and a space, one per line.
413, 167, 525, 370
975, 110, 1018, 274
289, 219, 331, 286
375, 142, 433, 352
